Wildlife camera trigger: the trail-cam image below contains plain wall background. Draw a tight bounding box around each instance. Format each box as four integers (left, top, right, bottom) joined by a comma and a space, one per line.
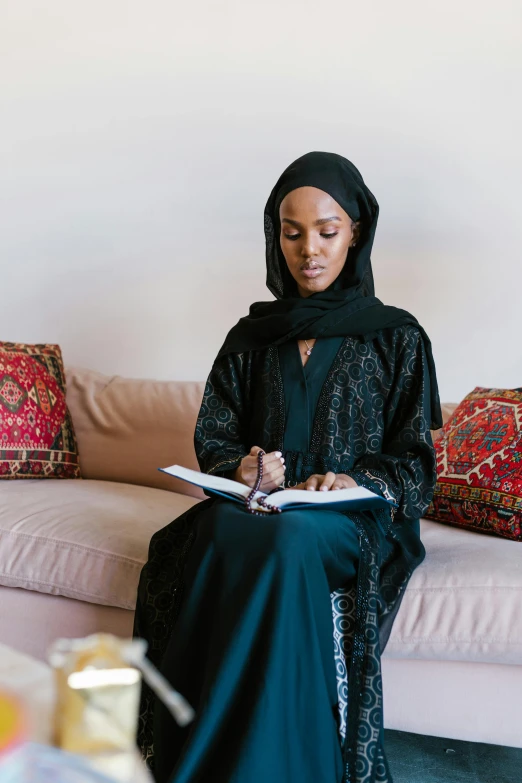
1, 0, 521, 402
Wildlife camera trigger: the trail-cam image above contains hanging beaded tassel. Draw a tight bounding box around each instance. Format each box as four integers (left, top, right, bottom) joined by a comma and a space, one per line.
244, 449, 282, 516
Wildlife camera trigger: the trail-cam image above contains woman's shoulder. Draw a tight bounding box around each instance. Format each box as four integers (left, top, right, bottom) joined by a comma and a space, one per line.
359, 322, 424, 356
209, 349, 255, 379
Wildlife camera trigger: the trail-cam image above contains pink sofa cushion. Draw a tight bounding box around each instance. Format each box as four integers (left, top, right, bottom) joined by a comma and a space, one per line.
0, 479, 198, 610
387, 519, 522, 665
65, 367, 205, 499
1, 480, 520, 666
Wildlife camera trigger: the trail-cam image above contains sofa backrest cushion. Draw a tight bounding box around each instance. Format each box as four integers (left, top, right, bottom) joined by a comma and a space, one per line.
65, 367, 205, 498
433, 403, 458, 440
65, 366, 458, 498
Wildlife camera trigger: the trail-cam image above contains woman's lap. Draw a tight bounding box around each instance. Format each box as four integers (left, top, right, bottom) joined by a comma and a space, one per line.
194, 498, 361, 591
155, 498, 354, 783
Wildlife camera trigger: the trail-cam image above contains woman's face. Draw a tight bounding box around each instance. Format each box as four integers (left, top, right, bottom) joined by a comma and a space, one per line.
279, 186, 359, 298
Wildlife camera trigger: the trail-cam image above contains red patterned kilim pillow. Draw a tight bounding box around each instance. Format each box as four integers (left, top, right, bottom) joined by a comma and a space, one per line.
0, 342, 81, 479
425, 387, 522, 541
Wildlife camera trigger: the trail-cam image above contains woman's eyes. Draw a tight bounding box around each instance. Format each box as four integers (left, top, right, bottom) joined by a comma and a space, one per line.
284, 233, 338, 241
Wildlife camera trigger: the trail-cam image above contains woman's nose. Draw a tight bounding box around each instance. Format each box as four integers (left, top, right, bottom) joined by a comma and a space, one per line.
300, 234, 319, 257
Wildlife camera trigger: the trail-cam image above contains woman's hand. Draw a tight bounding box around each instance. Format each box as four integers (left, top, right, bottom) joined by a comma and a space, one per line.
233, 446, 286, 493
294, 472, 358, 491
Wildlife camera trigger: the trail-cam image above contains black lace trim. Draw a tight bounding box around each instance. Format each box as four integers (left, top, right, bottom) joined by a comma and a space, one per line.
310, 337, 349, 453
343, 507, 400, 782
269, 346, 286, 451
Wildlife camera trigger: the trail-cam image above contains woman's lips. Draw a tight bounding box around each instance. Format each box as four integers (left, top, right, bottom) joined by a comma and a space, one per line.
300, 267, 323, 278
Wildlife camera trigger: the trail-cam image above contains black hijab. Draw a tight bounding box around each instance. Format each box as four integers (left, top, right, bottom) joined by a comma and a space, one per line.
218, 151, 442, 429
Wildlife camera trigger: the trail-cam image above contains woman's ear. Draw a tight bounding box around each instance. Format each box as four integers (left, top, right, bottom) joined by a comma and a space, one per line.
351, 221, 362, 247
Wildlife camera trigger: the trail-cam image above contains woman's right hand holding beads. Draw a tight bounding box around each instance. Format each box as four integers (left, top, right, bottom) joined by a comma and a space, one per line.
233, 446, 285, 492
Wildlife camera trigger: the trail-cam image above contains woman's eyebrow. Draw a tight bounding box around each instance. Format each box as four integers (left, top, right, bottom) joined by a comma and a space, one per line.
281, 216, 342, 227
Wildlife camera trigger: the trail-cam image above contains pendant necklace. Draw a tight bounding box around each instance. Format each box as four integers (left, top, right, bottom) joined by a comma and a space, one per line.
304, 339, 314, 356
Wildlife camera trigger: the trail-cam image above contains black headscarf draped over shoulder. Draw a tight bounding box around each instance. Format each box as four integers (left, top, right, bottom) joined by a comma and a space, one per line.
217, 151, 443, 429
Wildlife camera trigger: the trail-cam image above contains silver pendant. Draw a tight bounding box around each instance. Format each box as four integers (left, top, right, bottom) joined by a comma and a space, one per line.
306, 349, 312, 356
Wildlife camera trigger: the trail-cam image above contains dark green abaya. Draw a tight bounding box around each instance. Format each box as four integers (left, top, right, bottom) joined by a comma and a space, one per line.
134, 324, 436, 783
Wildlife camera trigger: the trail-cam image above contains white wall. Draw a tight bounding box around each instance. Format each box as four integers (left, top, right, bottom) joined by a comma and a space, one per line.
1, 0, 521, 401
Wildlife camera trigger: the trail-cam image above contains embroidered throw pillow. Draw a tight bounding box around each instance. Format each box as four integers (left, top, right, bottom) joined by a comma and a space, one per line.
425, 387, 522, 541
0, 342, 81, 479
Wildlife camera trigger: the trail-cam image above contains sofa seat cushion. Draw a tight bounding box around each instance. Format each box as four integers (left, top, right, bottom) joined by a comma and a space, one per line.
0, 479, 198, 610
2, 483, 521, 665
386, 519, 522, 665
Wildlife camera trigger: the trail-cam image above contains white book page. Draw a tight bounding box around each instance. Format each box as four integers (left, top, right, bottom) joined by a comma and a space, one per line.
159, 464, 260, 500
266, 485, 378, 508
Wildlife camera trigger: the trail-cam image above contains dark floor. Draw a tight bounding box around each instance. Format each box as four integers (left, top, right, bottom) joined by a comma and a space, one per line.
385, 730, 522, 783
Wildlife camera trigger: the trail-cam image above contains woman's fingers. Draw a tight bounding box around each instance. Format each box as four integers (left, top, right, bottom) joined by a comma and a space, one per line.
247, 449, 284, 476
249, 445, 264, 456
331, 474, 357, 490
331, 478, 352, 490
262, 452, 285, 479
263, 462, 284, 479
250, 446, 281, 459
269, 473, 286, 490
304, 474, 321, 491
265, 453, 285, 469
261, 469, 286, 491
280, 473, 352, 491
242, 448, 284, 491
319, 472, 337, 491
262, 461, 285, 485
238, 448, 268, 487
250, 447, 284, 469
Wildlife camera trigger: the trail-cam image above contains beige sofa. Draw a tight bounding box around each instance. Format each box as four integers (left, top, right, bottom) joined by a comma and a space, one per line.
1, 368, 521, 749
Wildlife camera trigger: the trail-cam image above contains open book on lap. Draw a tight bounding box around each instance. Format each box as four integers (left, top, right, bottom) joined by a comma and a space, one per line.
160, 465, 396, 514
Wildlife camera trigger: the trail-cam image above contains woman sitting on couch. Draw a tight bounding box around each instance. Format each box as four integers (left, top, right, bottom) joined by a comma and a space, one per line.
134, 150, 442, 783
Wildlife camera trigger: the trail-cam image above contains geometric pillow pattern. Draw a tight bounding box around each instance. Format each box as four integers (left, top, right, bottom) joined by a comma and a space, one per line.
0, 342, 81, 479
425, 387, 522, 541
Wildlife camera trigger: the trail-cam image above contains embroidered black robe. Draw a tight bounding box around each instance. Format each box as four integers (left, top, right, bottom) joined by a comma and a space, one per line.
134, 323, 437, 783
